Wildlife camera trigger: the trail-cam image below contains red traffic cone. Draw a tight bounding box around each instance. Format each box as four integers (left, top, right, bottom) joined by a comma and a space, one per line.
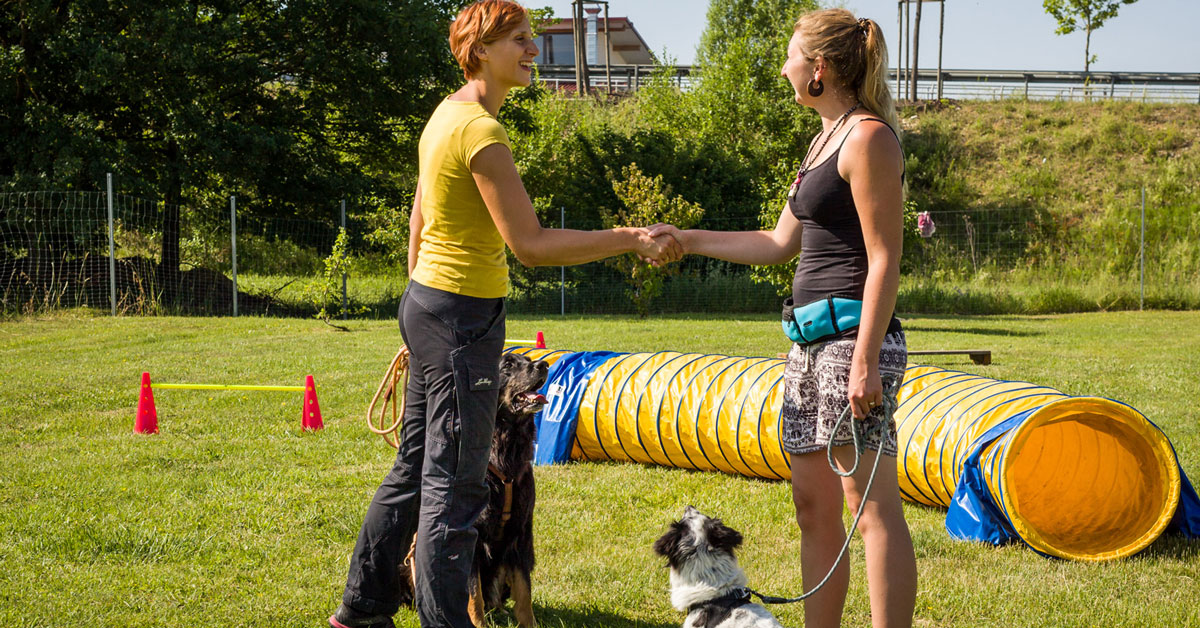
535, 331, 546, 349
302, 375, 324, 431
135, 372, 159, 434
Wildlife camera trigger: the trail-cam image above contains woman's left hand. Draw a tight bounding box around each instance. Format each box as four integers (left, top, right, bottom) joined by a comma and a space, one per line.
847, 359, 883, 420
637, 225, 683, 266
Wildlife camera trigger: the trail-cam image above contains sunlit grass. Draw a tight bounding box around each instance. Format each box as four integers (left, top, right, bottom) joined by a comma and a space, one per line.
1, 310, 1198, 626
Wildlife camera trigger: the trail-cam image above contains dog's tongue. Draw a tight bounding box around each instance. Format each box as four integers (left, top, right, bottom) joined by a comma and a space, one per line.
522, 392, 548, 406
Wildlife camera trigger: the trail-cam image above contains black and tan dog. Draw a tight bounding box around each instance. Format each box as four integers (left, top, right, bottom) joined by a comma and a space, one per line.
400, 352, 548, 627
469, 351, 548, 627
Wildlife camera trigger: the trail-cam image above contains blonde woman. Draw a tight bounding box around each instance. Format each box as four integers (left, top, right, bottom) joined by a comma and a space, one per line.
650, 9, 916, 627
331, 2, 678, 627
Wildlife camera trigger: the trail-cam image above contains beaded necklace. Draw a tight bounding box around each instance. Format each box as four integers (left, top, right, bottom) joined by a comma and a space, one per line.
788, 102, 861, 200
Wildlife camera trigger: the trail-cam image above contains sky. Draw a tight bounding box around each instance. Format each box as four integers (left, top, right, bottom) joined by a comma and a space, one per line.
533, 0, 1200, 73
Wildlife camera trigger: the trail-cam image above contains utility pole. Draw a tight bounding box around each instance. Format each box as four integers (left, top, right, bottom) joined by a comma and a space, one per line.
903, 0, 910, 101
896, 1, 946, 102
910, 0, 923, 101
896, 3, 903, 99
937, 0, 945, 100
572, 0, 588, 94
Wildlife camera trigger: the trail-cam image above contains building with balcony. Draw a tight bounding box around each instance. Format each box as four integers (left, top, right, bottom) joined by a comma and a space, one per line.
533, 7, 655, 67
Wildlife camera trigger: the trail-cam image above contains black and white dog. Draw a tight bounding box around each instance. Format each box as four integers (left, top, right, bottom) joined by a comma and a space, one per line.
653, 507, 785, 628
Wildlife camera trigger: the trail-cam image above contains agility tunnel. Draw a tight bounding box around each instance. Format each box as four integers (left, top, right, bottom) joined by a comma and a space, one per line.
505, 346, 1200, 561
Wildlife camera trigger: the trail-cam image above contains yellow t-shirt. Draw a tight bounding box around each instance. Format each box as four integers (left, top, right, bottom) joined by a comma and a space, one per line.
411, 99, 512, 298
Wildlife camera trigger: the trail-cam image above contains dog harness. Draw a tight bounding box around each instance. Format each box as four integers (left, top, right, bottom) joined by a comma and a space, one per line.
686, 587, 753, 628
487, 462, 529, 525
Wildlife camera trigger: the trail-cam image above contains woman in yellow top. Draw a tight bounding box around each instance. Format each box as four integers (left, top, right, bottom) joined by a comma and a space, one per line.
331, 2, 678, 628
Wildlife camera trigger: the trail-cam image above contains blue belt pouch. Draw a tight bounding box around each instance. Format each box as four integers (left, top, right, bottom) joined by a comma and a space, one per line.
782, 296, 863, 344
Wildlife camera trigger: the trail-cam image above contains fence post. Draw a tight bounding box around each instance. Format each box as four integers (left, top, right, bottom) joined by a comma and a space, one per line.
1140, 187, 1145, 311
106, 173, 117, 316
231, 196, 238, 317
341, 199, 347, 321
560, 206, 566, 316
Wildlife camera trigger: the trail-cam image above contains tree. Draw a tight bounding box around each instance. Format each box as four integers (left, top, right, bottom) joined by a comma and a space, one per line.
693, 0, 819, 171
602, 164, 704, 318
1043, 0, 1138, 72
1, 0, 468, 302
692, 0, 819, 295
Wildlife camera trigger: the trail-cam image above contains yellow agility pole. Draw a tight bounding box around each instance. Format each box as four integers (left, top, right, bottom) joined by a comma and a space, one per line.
503, 331, 546, 348
135, 372, 323, 433
154, 383, 305, 392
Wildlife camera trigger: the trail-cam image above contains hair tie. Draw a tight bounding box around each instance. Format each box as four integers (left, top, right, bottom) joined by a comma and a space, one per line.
857, 17, 870, 34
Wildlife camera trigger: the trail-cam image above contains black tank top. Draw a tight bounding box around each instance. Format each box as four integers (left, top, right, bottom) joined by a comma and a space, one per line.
788, 118, 903, 338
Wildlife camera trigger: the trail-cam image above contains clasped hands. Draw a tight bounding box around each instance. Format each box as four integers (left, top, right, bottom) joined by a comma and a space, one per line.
635, 223, 686, 267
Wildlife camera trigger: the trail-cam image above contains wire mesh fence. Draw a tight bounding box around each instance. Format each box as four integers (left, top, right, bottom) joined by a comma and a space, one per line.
2, 182, 1194, 318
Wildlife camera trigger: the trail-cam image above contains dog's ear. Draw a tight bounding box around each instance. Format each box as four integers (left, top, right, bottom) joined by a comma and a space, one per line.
653, 520, 689, 567
653, 520, 684, 557
704, 518, 743, 554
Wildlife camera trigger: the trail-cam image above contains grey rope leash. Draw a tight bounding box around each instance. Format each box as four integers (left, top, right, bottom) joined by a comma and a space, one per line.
748, 382, 900, 605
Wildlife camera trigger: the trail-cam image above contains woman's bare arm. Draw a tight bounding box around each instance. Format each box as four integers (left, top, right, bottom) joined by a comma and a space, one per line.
408, 182, 423, 277
470, 143, 679, 266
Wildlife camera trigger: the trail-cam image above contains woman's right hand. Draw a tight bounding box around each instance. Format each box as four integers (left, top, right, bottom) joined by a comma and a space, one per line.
636, 226, 683, 266
646, 223, 686, 254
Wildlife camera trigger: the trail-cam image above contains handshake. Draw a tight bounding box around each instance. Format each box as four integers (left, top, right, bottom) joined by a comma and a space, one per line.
635, 223, 686, 267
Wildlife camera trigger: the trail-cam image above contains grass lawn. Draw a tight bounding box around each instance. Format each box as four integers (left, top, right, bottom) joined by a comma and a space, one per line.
1, 310, 1198, 627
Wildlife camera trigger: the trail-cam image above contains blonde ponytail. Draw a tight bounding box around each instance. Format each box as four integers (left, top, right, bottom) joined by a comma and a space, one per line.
858, 19, 901, 138
794, 9, 901, 141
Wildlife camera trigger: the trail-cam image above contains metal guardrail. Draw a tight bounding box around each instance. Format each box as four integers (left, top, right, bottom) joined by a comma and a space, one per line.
899, 69, 1200, 103
536, 65, 1200, 103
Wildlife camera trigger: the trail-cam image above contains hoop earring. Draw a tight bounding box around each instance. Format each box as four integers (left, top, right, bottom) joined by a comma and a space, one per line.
807, 79, 824, 98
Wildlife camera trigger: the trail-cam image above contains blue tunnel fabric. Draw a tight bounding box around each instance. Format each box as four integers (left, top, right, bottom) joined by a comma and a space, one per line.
944, 410, 1033, 547
1169, 456, 1200, 537
505, 348, 623, 465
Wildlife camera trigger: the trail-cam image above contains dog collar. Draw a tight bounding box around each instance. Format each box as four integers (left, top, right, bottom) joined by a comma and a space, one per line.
687, 586, 753, 614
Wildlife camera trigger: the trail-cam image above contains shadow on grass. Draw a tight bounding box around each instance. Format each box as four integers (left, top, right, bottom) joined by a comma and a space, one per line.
1136, 534, 1200, 562
391, 604, 676, 628
523, 605, 678, 628
902, 324, 1044, 337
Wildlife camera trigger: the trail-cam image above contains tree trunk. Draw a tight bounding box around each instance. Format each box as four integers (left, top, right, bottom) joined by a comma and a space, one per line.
161, 139, 182, 305
911, 0, 923, 102
1084, 25, 1092, 73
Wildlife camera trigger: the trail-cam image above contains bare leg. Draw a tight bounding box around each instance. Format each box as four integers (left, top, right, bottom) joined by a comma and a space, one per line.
835, 447, 917, 628
791, 451, 850, 628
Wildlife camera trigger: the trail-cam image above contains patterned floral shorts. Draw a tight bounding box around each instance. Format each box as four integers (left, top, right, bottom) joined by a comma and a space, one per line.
780, 331, 908, 457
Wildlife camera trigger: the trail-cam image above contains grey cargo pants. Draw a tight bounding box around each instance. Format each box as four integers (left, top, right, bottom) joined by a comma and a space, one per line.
341, 280, 505, 627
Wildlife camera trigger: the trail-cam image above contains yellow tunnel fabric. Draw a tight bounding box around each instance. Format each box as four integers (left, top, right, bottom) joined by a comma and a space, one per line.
896, 365, 1181, 561
507, 348, 1185, 561
512, 348, 790, 480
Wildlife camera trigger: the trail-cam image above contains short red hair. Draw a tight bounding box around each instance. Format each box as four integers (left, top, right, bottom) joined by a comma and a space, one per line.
449, 0, 530, 80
